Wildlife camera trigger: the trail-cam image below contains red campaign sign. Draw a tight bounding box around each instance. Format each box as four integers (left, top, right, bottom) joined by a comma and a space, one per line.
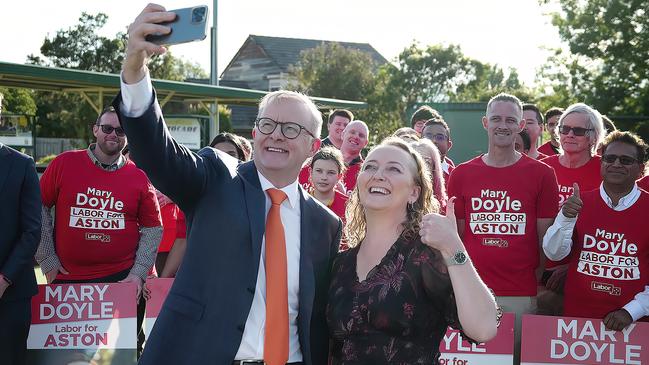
30, 283, 137, 324
144, 277, 174, 338
145, 278, 174, 318
438, 312, 515, 365
521, 314, 649, 365
27, 283, 137, 349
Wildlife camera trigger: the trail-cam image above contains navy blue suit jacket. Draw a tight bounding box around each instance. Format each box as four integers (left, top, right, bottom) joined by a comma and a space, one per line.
113, 95, 342, 365
0, 144, 41, 302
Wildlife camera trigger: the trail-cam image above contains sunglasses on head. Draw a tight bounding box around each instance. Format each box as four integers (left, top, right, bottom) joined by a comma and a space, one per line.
559, 125, 592, 136
99, 125, 125, 137
601, 154, 638, 166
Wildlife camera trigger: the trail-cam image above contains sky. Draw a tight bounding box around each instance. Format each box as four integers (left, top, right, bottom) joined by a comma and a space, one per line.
0, 0, 563, 85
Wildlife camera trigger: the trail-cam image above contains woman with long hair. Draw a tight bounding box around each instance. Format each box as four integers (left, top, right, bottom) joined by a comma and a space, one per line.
327, 137, 499, 364
410, 138, 448, 211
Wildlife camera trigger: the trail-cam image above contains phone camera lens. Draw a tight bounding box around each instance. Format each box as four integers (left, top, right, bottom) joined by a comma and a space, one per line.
192, 7, 206, 23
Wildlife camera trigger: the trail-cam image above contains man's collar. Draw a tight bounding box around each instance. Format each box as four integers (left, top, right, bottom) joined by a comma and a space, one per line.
599, 182, 640, 210
257, 170, 300, 209
347, 155, 363, 167
87, 144, 126, 171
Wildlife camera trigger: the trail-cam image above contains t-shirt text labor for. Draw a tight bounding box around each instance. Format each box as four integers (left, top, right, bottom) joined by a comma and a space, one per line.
469, 189, 526, 237
521, 314, 649, 364
438, 312, 515, 365
69, 187, 125, 232
27, 283, 137, 349
577, 228, 639, 281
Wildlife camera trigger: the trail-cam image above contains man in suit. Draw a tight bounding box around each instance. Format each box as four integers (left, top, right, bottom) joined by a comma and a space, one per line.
0, 142, 42, 365
115, 4, 342, 365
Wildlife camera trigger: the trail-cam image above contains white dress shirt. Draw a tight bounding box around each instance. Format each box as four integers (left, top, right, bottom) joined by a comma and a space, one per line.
120, 70, 303, 361
542, 183, 649, 321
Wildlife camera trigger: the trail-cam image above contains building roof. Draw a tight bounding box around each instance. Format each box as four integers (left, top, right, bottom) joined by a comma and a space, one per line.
224, 35, 389, 74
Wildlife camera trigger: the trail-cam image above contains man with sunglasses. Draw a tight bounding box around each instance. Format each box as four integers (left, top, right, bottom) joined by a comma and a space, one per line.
544, 130, 649, 329
111, 5, 343, 365
538, 103, 607, 315
36, 104, 162, 305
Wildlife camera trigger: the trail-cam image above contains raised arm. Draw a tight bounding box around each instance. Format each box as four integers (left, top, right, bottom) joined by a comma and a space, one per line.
420, 198, 499, 343
114, 4, 214, 207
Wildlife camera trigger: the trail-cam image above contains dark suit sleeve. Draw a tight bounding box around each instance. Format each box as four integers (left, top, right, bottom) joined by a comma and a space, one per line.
112, 92, 214, 209
330, 219, 343, 260
1, 158, 41, 282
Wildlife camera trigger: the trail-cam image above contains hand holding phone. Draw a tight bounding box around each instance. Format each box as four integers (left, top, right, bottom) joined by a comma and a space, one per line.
146, 5, 209, 46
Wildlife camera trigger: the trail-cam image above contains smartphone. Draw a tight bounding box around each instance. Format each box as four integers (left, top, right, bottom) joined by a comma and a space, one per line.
146, 5, 209, 46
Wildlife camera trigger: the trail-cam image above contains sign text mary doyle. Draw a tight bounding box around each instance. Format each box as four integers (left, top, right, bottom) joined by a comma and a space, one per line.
27, 283, 137, 349
438, 312, 515, 365
521, 314, 649, 364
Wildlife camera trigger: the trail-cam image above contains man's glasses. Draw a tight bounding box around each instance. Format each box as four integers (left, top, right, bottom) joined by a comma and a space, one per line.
99, 125, 125, 137
559, 125, 592, 136
255, 118, 315, 139
423, 133, 448, 143
601, 154, 639, 166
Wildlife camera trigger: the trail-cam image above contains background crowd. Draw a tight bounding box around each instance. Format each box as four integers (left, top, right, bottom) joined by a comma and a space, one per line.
1, 4, 649, 364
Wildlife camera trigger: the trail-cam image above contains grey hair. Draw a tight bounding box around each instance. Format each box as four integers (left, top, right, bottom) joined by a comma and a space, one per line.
486, 92, 523, 117
558, 103, 605, 154
257, 90, 323, 138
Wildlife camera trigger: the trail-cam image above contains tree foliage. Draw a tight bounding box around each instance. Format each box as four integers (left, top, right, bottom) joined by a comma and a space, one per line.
0, 87, 37, 115
538, 0, 649, 140
292, 42, 534, 143
290, 43, 377, 101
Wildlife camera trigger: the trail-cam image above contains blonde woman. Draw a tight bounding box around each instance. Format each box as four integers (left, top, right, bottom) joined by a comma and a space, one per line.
327, 138, 498, 364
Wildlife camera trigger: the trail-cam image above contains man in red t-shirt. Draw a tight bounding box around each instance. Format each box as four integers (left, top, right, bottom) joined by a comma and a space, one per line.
538, 107, 563, 156
538, 103, 606, 314
339, 120, 368, 194
522, 104, 546, 160
422, 117, 455, 188
448, 93, 559, 364
544, 131, 649, 329
36, 107, 162, 298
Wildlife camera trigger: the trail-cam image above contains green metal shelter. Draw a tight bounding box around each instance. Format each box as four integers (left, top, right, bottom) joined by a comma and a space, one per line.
0, 61, 367, 116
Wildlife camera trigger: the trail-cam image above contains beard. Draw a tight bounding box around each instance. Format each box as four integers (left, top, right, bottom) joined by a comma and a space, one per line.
97, 138, 125, 157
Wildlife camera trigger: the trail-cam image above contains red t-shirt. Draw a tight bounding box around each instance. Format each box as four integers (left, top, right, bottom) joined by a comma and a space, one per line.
448, 154, 559, 296
328, 190, 348, 222
542, 155, 602, 268
176, 210, 187, 239
158, 203, 179, 253
538, 141, 559, 156
40, 150, 162, 280
563, 190, 649, 320
535, 152, 548, 160
342, 158, 363, 195
541, 155, 602, 207
638, 176, 649, 191
298, 164, 312, 191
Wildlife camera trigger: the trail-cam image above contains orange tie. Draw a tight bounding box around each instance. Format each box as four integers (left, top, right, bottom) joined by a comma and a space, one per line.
264, 188, 289, 365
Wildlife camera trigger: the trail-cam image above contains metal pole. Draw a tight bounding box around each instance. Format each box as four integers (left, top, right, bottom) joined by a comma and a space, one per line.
209, 0, 219, 142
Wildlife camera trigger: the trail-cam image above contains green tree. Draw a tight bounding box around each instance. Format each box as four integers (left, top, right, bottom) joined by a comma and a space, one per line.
290, 43, 400, 142
0, 87, 37, 115
290, 43, 377, 101
451, 63, 536, 103
540, 0, 649, 116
